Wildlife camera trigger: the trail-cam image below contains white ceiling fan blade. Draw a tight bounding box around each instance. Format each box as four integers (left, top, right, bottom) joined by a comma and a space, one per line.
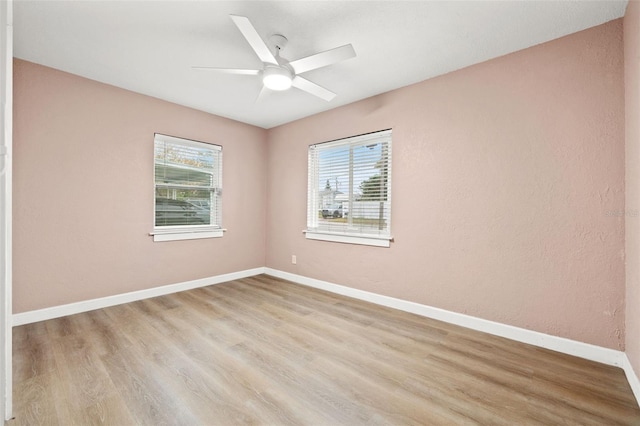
255, 85, 270, 103
192, 67, 260, 75
289, 44, 356, 74
191, 67, 260, 75
230, 15, 278, 65
292, 76, 336, 102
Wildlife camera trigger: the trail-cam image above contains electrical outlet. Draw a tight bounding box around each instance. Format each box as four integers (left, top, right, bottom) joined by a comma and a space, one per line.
291, 255, 297, 265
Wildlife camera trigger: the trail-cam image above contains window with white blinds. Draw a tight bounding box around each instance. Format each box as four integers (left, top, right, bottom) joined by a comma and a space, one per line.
153, 134, 223, 241
307, 129, 392, 247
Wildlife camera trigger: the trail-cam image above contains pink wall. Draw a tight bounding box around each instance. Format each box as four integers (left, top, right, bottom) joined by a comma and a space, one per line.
13, 59, 267, 313
266, 20, 626, 349
625, 0, 640, 379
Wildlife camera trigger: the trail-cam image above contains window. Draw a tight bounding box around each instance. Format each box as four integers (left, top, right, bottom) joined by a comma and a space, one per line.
152, 134, 222, 242
306, 129, 392, 247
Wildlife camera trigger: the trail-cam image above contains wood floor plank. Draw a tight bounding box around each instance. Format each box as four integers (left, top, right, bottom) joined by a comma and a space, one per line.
49, 335, 118, 411
80, 396, 138, 426
8, 274, 640, 425
12, 373, 63, 426
160, 306, 332, 425
12, 332, 57, 384
100, 344, 201, 426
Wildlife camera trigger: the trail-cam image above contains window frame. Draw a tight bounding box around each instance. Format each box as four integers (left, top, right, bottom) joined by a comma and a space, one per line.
306, 129, 393, 247
151, 133, 223, 242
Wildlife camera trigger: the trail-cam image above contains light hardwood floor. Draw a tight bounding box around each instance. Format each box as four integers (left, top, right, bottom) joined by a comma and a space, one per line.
8, 274, 640, 425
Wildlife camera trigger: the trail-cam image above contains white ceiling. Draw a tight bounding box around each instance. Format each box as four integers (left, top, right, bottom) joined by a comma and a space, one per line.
13, 1, 628, 129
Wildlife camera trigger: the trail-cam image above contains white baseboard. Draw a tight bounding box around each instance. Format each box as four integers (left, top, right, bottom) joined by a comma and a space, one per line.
264, 268, 626, 368
623, 354, 640, 405
12, 266, 631, 374
12, 267, 266, 326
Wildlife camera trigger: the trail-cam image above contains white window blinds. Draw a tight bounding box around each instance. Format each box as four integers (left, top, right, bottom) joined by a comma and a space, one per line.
307, 129, 392, 245
154, 134, 222, 230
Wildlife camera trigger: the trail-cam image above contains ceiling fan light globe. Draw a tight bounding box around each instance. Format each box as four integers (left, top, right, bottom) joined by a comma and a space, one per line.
263, 66, 293, 91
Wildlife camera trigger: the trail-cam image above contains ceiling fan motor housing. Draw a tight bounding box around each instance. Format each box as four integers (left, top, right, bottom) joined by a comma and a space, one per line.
263, 64, 293, 90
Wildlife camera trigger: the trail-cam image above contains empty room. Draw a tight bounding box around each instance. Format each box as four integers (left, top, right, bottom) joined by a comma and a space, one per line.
1, 0, 640, 424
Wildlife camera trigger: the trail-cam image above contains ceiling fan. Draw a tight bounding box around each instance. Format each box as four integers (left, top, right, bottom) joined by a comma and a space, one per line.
193, 15, 356, 102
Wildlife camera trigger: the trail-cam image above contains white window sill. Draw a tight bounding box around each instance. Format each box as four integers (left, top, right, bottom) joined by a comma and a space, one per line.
304, 230, 392, 247
150, 228, 225, 242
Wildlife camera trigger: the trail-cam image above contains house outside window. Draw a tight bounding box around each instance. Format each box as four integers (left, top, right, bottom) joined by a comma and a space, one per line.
152, 134, 223, 242
306, 129, 392, 247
